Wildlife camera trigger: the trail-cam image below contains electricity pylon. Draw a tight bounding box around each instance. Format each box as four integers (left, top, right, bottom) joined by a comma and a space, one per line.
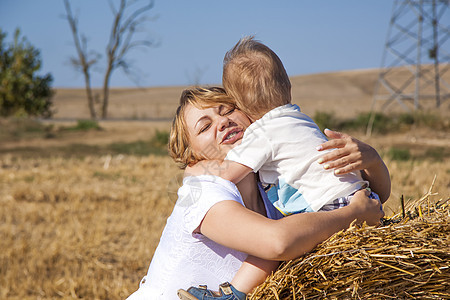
367, 0, 450, 135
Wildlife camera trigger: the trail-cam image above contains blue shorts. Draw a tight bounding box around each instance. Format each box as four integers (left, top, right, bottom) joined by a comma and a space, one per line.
320, 189, 380, 211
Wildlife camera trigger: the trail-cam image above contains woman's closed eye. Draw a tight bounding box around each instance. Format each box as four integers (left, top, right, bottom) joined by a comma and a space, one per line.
224, 107, 235, 115
225, 107, 234, 116
219, 105, 235, 116
198, 122, 211, 134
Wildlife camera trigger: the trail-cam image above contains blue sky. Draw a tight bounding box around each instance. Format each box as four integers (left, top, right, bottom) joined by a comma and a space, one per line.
0, 1, 393, 88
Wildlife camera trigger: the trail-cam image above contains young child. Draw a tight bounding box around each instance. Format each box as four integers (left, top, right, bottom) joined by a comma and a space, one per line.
178, 36, 387, 300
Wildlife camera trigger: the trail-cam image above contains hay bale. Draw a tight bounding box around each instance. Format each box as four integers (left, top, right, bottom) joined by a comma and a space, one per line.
250, 189, 450, 299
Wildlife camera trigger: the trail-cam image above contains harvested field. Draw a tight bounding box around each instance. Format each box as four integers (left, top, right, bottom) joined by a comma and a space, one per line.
1, 69, 449, 299
0, 154, 182, 299
0, 148, 448, 299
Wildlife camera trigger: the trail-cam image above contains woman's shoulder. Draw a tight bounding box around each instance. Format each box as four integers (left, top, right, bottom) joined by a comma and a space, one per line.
175, 175, 245, 233
176, 175, 243, 208
182, 175, 239, 193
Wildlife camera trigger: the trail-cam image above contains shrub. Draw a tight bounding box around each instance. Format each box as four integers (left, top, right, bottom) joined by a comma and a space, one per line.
108, 130, 169, 156
0, 117, 54, 140
312, 111, 339, 132
312, 111, 448, 134
150, 130, 169, 148
387, 147, 411, 161
73, 120, 101, 131
343, 112, 393, 133
61, 120, 101, 132
0, 29, 54, 117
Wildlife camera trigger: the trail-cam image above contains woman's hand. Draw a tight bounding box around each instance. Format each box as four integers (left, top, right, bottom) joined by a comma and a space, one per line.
317, 129, 391, 203
348, 189, 384, 226
317, 129, 379, 175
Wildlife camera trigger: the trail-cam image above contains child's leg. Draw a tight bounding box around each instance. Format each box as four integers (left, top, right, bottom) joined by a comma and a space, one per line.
178, 256, 279, 299
231, 255, 279, 294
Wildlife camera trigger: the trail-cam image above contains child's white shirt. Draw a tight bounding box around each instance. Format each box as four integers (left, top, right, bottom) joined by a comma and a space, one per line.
225, 104, 368, 213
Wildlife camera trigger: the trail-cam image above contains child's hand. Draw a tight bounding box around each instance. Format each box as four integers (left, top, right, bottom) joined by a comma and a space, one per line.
185, 160, 227, 177
349, 189, 384, 226
317, 129, 380, 175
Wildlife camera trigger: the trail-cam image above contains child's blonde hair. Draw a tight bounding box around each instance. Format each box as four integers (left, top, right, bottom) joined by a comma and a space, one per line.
168, 86, 235, 169
223, 36, 291, 119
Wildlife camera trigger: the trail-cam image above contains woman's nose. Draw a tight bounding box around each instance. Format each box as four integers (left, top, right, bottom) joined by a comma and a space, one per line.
217, 115, 231, 131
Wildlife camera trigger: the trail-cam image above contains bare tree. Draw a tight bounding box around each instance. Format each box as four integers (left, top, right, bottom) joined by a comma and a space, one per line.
63, 0, 100, 119
63, 0, 157, 119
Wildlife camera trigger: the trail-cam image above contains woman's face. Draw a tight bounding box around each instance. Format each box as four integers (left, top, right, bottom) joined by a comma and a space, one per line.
184, 104, 251, 161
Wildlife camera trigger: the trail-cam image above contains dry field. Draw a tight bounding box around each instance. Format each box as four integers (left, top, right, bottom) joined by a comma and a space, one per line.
1, 69, 449, 299
0, 154, 181, 299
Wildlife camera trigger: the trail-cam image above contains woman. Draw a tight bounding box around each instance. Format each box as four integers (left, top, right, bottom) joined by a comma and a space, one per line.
127, 87, 386, 299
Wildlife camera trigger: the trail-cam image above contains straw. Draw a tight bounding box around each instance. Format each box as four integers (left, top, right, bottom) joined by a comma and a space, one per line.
250, 183, 450, 300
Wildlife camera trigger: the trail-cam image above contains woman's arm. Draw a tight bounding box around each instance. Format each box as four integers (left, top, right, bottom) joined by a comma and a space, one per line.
317, 129, 391, 203
199, 189, 383, 261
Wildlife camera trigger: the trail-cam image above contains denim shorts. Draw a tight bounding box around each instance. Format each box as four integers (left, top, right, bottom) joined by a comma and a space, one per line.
320, 189, 380, 211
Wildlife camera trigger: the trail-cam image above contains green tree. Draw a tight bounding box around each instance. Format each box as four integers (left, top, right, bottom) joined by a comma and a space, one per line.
0, 28, 54, 118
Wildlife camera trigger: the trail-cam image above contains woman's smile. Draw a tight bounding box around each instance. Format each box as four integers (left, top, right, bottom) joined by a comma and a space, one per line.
221, 128, 244, 144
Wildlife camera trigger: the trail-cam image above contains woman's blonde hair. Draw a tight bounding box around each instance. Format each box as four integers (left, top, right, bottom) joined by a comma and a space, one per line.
168, 86, 235, 169
223, 36, 291, 119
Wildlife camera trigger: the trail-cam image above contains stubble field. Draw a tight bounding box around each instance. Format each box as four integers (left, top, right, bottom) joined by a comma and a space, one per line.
1, 69, 449, 299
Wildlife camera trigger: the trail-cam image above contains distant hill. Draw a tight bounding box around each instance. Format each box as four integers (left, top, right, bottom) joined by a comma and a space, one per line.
290, 68, 379, 118
52, 68, 448, 120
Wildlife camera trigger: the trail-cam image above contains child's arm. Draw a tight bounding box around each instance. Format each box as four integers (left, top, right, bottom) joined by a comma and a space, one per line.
317, 129, 391, 203
185, 160, 253, 184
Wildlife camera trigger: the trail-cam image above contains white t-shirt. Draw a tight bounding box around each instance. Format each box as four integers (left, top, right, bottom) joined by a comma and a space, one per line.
225, 104, 368, 214
127, 175, 282, 300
